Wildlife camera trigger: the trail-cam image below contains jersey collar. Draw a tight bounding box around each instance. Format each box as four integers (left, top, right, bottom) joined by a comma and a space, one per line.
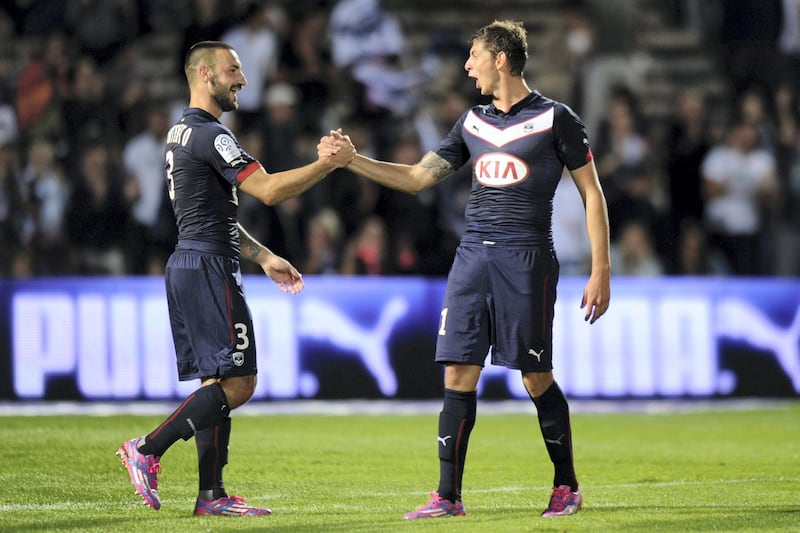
183, 107, 220, 123
487, 91, 540, 116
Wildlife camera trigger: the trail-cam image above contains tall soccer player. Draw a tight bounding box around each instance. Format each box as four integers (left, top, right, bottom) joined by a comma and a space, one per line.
321, 20, 611, 518
116, 41, 353, 516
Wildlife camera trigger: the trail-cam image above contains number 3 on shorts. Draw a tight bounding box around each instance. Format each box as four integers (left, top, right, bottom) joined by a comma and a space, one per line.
234, 323, 250, 350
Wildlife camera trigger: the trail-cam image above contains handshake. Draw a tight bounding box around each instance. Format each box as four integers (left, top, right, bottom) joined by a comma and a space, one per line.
317, 129, 356, 169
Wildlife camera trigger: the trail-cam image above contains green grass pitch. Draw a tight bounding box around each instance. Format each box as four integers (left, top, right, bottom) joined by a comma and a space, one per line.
0, 402, 798, 532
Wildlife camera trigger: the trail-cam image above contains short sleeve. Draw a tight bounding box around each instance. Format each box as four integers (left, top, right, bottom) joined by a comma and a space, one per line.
553, 103, 593, 171
434, 111, 471, 170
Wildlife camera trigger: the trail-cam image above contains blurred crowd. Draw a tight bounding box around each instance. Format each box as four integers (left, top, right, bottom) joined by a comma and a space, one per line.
0, 0, 798, 279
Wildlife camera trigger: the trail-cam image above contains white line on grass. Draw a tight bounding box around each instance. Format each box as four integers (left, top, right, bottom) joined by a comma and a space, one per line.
2, 477, 797, 514
1, 399, 795, 417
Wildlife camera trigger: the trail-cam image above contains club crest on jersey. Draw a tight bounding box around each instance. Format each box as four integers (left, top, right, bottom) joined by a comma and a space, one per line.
475, 152, 530, 187
214, 134, 242, 164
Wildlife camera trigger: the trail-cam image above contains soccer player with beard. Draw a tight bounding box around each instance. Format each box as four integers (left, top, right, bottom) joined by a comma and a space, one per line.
321, 20, 611, 519
117, 41, 354, 516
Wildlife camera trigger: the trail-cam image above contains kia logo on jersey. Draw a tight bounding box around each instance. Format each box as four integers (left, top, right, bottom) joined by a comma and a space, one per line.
474, 152, 530, 187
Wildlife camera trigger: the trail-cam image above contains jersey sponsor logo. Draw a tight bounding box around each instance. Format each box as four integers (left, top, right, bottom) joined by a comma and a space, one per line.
464, 107, 554, 147
475, 152, 530, 187
214, 134, 242, 164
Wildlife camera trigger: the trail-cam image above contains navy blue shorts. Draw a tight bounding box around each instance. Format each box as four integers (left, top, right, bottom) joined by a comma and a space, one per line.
165, 248, 257, 381
434, 243, 559, 372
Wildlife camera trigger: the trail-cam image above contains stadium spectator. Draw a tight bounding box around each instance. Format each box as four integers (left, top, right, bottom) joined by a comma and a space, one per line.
327, 120, 383, 236
0, 11, 19, 147
536, 4, 596, 106
774, 90, 800, 275
19, 138, 70, 274
328, 0, 429, 159
340, 214, 392, 275
321, 19, 610, 519
328, 0, 404, 69
0, 1, 795, 280
277, 9, 335, 133
116, 40, 353, 517
234, 128, 297, 272
701, 120, 779, 275
0, 89, 16, 149
552, 171, 592, 276
417, 91, 472, 244
14, 31, 71, 146
738, 85, 777, 152
302, 206, 343, 274
122, 103, 175, 274
64, 0, 138, 65
62, 56, 119, 165
64, 143, 131, 275
716, 0, 782, 96
0, 142, 25, 276
673, 218, 728, 275
103, 42, 150, 142
5, 0, 66, 36
221, 2, 281, 133
178, 0, 237, 79
611, 218, 665, 277
593, 85, 658, 241
778, 0, 800, 87
664, 88, 712, 268
575, 4, 654, 140
235, 130, 268, 249
380, 134, 438, 274
262, 82, 303, 172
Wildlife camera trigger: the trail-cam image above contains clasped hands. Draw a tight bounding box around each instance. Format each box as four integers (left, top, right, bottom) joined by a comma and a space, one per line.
318, 129, 356, 168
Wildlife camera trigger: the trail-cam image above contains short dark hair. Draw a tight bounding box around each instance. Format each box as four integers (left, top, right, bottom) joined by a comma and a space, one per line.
471, 20, 528, 77
184, 41, 234, 79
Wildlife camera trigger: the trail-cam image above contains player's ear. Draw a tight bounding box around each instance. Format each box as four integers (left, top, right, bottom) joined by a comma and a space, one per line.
494, 51, 507, 70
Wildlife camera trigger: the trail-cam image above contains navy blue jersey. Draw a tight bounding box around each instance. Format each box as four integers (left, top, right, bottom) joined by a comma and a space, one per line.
164, 108, 262, 256
435, 91, 592, 247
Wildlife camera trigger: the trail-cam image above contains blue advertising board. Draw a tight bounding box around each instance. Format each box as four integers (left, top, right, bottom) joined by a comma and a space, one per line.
1, 276, 798, 400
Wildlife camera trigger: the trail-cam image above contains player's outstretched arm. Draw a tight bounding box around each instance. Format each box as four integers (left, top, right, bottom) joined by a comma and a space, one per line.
320, 131, 453, 194
239, 134, 355, 206
570, 161, 611, 324
238, 223, 304, 294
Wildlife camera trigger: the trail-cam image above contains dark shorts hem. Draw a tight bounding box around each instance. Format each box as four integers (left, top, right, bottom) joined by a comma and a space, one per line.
434, 352, 485, 367
178, 369, 257, 381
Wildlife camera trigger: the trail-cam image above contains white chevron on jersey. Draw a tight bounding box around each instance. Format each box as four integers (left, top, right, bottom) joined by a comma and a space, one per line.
463, 107, 554, 148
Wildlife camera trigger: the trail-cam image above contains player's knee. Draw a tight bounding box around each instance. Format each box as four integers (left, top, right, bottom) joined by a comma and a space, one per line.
444, 363, 482, 391
522, 371, 554, 398
220, 375, 256, 408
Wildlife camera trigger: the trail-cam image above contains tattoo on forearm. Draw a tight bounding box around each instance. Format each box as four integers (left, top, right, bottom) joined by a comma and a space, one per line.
238, 224, 264, 261
419, 152, 453, 183
240, 240, 261, 261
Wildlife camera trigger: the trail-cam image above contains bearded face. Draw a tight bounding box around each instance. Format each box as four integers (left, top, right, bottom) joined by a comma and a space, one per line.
209, 72, 240, 112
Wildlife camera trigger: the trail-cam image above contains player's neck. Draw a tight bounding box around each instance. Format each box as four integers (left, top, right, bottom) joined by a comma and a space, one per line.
188, 94, 224, 119
492, 78, 531, 113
